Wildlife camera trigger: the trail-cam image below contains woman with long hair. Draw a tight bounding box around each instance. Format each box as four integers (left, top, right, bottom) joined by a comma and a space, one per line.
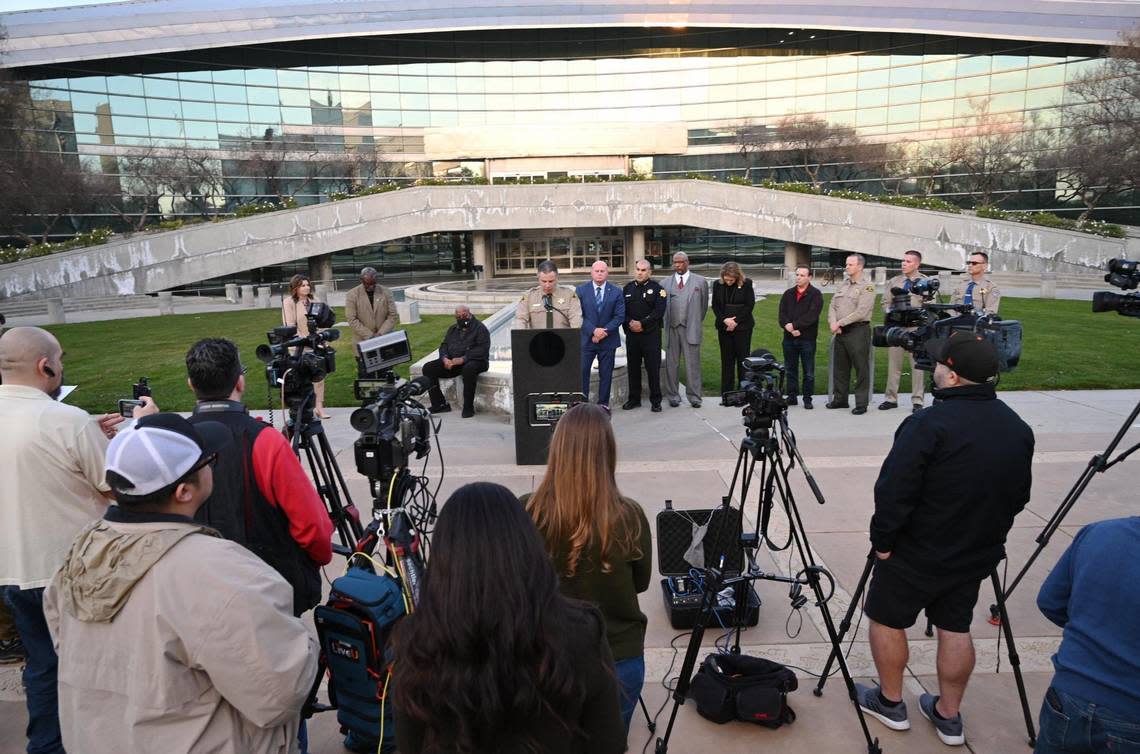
712, 260, 756, 395
392, 482, 625, 754
523, 403, 652, 731
281, 274, 330, 419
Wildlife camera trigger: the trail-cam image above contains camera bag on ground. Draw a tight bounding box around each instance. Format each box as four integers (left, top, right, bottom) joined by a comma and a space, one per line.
687, 652, 798, 728
314, 554, 407, 750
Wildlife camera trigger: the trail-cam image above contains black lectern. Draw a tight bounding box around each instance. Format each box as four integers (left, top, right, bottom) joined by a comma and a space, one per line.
511, 328, 584, 465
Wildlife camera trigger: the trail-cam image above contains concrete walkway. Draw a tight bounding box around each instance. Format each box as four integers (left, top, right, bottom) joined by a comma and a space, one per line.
3, 386, 1137, 754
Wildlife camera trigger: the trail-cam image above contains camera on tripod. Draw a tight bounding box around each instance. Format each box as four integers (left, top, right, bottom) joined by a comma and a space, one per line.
721, 351, 787, 435
873, 278, 1022, 374
255, 318, 340, 412
347, 330, 432, 496
1092, 258, 1140, 318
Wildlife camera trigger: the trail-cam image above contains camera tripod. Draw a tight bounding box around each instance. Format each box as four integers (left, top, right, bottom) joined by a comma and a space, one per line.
814, 549, 1038, 746
282, 387, 363, 549
990, 396, 1140, 611
655, 410, 884, 754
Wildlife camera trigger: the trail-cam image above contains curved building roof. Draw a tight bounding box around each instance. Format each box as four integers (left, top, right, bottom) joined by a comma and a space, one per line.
1, 0, 1138, 70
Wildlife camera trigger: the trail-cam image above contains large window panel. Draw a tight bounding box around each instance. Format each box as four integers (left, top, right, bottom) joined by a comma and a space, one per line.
922, 58, 958, 82
990, 69, 1028, 93
179, 80, 214, 102
70, 90, 109, 114
889, 83, 921, 105
106, 76, 144, 96
281, 105, 311, 125
148, 117, 185, 139
182, 120, 219, 143
889, 56, 923, 86
372, 109, 402, 127
147, 96, 182, 121
108, 94, 148, 117
248, 105, 282, 125
215, 102, 250, 124
277, 69, 309, 90
110, 114, 149, 140
212, 70, 245, 86
922, 80, 955, 102
213, 83, 246, 104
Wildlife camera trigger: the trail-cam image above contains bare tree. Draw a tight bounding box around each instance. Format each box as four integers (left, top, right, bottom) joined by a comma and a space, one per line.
770, 114, 880, 190
161, 145, 224, 218
949, 97, 1031, 208
1047, 30, 1140, 219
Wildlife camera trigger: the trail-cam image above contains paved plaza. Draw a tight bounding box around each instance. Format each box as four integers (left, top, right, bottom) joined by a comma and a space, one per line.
2, 383, 1136, 753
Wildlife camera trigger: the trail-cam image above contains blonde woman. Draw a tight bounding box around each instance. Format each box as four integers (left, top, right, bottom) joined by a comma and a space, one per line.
522, 404, 652, 732
711, 261, 756, 394
282, 274, 330, 419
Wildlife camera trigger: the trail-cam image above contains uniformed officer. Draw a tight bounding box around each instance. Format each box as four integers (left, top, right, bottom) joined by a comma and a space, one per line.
827, 253, 876, 414
513, 259, 583, 330
621, 258, 668, 412
950, 251, 1001, 314
880, 249, 928, 414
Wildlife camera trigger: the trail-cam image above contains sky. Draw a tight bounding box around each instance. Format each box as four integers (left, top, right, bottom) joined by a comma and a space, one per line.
2, 0, 124, 11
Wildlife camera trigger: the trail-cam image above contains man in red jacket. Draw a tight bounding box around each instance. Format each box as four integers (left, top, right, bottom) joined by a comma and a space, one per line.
185, 338, 333, 617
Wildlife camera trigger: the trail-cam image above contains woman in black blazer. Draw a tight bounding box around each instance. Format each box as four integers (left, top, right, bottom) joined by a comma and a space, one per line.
712, 261, 756, 395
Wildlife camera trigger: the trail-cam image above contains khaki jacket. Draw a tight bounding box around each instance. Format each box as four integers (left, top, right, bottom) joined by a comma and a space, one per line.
828, 277, 877, 329
950, 276, 1001, 314
44, 517, 318, 754
514, 285, 583, 329
345, 284, 398, 341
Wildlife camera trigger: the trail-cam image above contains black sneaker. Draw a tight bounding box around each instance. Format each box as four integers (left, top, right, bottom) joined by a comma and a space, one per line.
803, 398, 813, 410
428, 403, 452, 415
856, 683, 910, 731
0, 636, 25, 665
650, 404, 662, 412
787, 396, 799, 406
852, 406, 868, 415
825, 401, 849, 409
878, 401, 898, 410
461, 406, 475, 418
622, 400, 641, 410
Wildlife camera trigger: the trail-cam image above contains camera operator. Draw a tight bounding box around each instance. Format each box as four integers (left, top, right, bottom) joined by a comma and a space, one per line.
880, 250, 928, 414
1033, 516, 1140, 754
43, 413, 318, 754
421, 304, 490, 418
950, 252, 1001, 314
856, 332, 1034, 746
185, 338, 333, 617
0, 326, 158, 754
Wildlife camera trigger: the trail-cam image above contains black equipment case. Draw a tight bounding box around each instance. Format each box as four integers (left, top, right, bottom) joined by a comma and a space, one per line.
656, 500, 760, 630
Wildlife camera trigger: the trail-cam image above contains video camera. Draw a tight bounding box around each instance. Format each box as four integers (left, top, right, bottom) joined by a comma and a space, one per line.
721, 351, 787, 437
348, 331, 433, 501
873, 277, 1021, 374
1092, 258, 1140, 318
255, 316, 340, 415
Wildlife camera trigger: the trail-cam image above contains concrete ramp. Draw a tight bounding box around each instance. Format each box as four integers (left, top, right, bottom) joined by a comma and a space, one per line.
1, 181, 1128, 301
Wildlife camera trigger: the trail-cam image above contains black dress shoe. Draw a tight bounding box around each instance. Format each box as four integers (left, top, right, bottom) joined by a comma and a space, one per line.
428, 403, 452, 414
878, 401, 898, 410
787, 396, 799, 406
668, 399, 681, 407
622, 400, 642, 410
461, 407, 475, 418
803, 399, 813, 410
651, 404, 662, 412
825, 401, 848, 409
852, 406, 867, 415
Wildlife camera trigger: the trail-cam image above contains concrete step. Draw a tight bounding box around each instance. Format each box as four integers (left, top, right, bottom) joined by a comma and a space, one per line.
0, 295, 156, 317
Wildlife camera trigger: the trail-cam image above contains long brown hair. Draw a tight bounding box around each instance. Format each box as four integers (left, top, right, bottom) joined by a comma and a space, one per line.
288, 274, 311, 301
720, 261, 744, 287
526, 403, 643, 577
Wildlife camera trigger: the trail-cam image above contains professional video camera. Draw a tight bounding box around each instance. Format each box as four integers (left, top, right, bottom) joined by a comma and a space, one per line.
721, 351, 787, 437
873, 277, 1021, 374
348, 330, 433, 494
1092, 258, 1140, 318
255, 313, 340, 415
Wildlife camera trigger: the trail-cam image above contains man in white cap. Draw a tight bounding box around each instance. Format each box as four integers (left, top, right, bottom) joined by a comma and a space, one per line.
44, 413, 319, 754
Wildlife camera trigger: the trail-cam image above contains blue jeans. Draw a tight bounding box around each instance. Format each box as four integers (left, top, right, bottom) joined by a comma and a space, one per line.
782, 337, 816, 399
1035, 686, 1140, 754
1, 586, 65, 754
614, 655, 645, 731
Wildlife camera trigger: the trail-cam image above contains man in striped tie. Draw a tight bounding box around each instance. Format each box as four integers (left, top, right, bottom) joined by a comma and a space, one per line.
950, 252, 1001, 314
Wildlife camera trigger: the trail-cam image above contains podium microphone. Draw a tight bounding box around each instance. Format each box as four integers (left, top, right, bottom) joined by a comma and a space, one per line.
542, 294, 554, 329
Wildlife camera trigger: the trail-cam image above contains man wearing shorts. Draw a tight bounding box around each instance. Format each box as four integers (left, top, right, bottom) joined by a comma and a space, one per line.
856, 333, 1034, 746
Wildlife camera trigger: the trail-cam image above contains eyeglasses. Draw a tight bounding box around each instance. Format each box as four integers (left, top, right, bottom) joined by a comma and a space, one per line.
185, 452, 218, 477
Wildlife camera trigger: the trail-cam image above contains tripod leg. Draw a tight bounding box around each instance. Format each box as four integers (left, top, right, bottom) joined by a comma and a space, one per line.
638, 695, 656, 732
805, 568, 882, 754
815, 548, 875, 697
990, 570, 1037, 748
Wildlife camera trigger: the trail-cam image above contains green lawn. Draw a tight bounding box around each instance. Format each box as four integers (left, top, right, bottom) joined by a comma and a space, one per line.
41, 297, 1140, 414
697, 295, 1140, 396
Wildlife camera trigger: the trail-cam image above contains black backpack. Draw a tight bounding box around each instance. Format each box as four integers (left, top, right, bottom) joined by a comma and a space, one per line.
687, 653, 798, 728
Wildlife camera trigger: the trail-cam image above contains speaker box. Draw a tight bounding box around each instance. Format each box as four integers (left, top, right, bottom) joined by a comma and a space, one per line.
510, 328, 583, 465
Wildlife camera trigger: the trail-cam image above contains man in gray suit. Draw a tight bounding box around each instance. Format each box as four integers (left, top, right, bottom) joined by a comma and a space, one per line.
662, 252, 709, 408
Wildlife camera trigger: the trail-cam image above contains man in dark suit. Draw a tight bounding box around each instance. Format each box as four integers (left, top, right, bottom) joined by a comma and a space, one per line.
576, 260, 625, 410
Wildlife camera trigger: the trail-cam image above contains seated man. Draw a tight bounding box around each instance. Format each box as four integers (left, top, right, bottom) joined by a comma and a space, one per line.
421, 305, 490, 418
44, 413, 319, 754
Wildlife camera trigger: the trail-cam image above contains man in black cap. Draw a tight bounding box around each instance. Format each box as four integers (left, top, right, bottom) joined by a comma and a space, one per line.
854, 332, 1034, 747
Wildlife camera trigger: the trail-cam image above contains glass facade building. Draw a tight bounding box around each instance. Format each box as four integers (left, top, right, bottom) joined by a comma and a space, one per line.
2, 24, 1136, 277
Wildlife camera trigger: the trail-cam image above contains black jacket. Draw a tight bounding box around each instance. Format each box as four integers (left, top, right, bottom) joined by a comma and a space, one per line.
777, 285, 823, 341
870, 383, 1034, 580
712, 279, 756, 331
438, 318, 490, 366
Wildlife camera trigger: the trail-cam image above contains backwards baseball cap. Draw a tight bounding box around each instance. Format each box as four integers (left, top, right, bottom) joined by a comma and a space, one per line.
105, 413, 231, 496
925, 331, 999, 384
